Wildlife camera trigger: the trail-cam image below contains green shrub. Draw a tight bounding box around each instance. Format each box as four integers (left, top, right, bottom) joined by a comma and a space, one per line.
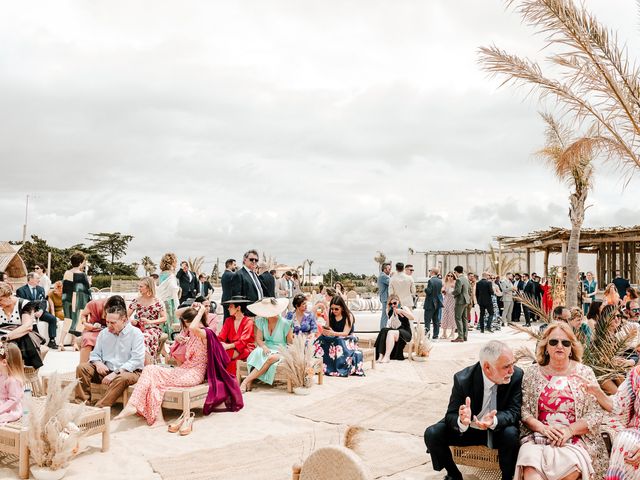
90, 275, 139, 290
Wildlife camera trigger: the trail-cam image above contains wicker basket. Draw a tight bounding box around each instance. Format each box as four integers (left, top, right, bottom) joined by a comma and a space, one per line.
450, 445, 501, 480
292, 445, 371, 480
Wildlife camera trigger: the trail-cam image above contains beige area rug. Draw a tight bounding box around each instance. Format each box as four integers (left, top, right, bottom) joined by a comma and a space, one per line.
149, 428, 425, 480
292, 379, 448, 436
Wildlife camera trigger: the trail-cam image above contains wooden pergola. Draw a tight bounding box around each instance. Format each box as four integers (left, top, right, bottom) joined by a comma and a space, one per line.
0, 241, 28, 288
496, 226, 640, 284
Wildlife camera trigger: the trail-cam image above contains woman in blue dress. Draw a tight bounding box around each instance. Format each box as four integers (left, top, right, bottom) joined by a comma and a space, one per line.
241, 298, 292, 392
285, 294, 318, 338
314, 296, 364, 377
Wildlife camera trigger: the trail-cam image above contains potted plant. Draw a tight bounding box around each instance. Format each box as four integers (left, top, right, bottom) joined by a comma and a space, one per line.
27, 373, 85, 480
279, 335, 317, 394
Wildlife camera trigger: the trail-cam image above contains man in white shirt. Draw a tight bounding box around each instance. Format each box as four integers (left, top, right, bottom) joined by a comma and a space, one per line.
75, 305, 145, 407
424, 341, 523, 480
389, 262, 416, 310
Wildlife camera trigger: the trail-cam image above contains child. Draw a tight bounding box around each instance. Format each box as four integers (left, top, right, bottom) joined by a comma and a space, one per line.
0, 342, 25, 423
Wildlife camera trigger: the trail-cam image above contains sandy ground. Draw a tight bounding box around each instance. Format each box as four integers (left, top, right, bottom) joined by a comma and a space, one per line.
0, 317, 535, 480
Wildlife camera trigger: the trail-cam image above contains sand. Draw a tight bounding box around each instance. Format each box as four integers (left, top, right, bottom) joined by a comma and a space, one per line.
0, 324, 534, 480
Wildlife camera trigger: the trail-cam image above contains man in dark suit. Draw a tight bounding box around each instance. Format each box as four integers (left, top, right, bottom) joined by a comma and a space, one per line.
424, 340, 523, 480
521, 273, 535, 326
612, 272, 631, 299
221, 258, 236, 320
258, 264, 276, 298
475, 272, 495, 333
511, 273, 523, 322
16, 272, 58, 349
231, 249, 264, 316
424, 267, 444, 339
176, 261, 198, 303
196, 274, 214, 299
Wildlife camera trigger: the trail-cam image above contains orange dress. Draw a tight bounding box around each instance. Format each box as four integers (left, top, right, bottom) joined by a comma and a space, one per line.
128, 334, 207, 424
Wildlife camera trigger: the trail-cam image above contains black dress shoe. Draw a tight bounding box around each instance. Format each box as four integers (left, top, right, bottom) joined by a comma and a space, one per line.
444, 475, 463, 480
486, 329, 493, 333
47, 340, 58, 349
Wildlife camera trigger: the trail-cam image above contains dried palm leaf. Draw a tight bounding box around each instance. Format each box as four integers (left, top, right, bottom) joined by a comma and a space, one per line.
278, 335, 315, 389
343, 425, 364, 451
514, 345, 537, 363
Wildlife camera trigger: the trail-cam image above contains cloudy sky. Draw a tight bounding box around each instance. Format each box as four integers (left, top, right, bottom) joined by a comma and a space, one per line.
1, 0, 639, 275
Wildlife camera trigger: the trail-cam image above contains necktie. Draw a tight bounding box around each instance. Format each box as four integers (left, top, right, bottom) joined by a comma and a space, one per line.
250, 271, 263, 300
487, 385, 497, 448
31, 288, 37, 299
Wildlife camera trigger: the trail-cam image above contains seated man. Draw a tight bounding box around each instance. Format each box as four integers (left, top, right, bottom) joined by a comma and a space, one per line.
15, 272, 58, 349
75, 304, 145, 407
424, 340, 523, 480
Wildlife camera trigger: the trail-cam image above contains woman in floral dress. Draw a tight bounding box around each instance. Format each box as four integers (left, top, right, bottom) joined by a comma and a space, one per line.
116, 305, 208, 427
583, 365, 640, 480
314, 296, 364, 377
128, 277, 167, 364
440, 272, 457, 339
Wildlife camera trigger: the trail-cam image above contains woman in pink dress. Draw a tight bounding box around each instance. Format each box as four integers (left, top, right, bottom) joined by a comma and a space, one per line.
115, 304, 208, 429
440, 272, 457, 339
128, 277, 167, 364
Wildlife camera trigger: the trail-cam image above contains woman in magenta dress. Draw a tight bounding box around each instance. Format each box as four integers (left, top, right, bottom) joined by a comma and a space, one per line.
541, 277, 553, 315
218, 296, 255, 377
128, 277, 167, 364
116, 305, 208, 428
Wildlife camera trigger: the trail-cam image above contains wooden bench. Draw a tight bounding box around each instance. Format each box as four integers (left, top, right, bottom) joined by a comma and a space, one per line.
236, 361, 324, 393
45, 372, 210, 418
450, 445, 500, 480
0, 398, 110, 479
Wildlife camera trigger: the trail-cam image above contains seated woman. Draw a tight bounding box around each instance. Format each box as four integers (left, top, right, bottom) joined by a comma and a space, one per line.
582, 365, 640, 480
77, 295, 127, 364
116, 304, 243, 430
598, 305, 634, 394
374, 294, 413, 363
47, 281, 64, 322
128, 277, 168, 364
0, 282, 44, 369
285, 294, 318, 338
604, 283, 622, 306
515, 322, 607, 480
567, 307, 592, 345
314, 296, 364, 377
218, 296, 255, 376
240, 298, 292, 392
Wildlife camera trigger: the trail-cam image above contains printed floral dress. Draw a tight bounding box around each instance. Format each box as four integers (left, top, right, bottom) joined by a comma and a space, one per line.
128, 334, 207, 425
605, 365, 640, 480
130, 298, 165, 359
314, 317, 364, 377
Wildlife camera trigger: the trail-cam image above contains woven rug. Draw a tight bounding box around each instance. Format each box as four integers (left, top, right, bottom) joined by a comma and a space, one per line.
149, 427, 425, 480
292, 379, 446, 436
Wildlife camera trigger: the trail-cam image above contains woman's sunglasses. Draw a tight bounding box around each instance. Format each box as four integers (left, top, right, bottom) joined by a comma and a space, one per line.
390, 301, 398, 306
548, 339, 571, 348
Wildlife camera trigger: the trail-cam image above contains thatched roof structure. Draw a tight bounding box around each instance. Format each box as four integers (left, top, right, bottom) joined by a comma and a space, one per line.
495, 226, 640, 284
0, 242, 28, 286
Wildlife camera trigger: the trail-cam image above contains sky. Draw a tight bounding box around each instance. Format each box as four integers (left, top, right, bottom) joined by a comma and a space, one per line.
1, 0, 639, 276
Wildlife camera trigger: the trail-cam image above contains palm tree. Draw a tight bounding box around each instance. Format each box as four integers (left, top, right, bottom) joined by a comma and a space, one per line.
306, 259, 314, 284
487, 245, 518, 276
479, 0, 640, 178
537, 113, 595, 307
373, 251, 387, 271
140, 256, 157, 276
188, 256, 205, 275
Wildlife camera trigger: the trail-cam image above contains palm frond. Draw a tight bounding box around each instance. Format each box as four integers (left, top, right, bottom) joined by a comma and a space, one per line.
514, 345, 537, 363
513, 292, 551, 324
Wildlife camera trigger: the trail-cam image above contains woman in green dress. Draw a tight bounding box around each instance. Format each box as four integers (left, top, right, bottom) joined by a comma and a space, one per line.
241, 298, 292, 392
61, 251, 92, 351
156, 253, 180, 335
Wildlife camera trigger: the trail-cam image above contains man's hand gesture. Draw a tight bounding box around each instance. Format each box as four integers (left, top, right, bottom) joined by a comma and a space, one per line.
473, 410, 497, 430
458, 397, 472, 427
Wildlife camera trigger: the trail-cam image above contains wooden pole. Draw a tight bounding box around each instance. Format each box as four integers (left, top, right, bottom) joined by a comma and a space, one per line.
47, 252, 52, 280
544, 248, 549, 278
526, 248, 531, 274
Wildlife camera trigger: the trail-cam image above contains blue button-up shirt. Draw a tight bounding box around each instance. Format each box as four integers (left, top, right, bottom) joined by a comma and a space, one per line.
89, 322, 145, 372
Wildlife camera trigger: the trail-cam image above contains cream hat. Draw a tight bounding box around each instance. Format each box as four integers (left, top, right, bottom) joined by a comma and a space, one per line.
247, 297, 289, 318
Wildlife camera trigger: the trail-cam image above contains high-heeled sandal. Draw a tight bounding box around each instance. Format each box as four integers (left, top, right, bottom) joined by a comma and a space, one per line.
167, 413, 186, 433
179, 412, 195, 436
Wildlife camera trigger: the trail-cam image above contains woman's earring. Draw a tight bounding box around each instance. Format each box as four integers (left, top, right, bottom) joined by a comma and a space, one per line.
569, 351, 573, 358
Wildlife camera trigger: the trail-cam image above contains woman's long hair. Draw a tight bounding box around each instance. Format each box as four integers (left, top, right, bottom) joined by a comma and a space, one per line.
329, 295, 354, 331
536, 322, 583, 365
1, 343, 25, 383
179, 307, 208, 331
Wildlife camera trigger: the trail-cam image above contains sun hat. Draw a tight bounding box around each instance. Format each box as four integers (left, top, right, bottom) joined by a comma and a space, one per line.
247, 297, 289, 318
221, 295, 252, 305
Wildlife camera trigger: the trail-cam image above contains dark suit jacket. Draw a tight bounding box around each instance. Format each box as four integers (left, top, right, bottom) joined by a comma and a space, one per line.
221, 270, 235, 303
613, 277, 631, 298
259, 271, 276, 298
424, 276, 443, 311
475, 279, 494, 307
443, 362, 523, 433
176, 269, 198, 299
231, 267, 264, 303
16, 284, 48, 312
196, 281, 214, 298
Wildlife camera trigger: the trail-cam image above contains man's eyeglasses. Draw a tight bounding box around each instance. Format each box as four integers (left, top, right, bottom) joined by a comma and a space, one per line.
247, 258, 259, 263
548, 339, 571, 347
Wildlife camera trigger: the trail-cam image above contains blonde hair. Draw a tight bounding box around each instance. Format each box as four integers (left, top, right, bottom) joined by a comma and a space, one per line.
536, 322, 583, 365
139, 277, 156, 298
569, 307, 583, 321
0, 282, 12, 299
159, 253, 177, 272
1, 343, 25, 383
386, 294, 401, 308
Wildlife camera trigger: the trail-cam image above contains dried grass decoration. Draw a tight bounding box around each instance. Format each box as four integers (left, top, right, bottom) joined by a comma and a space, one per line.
28, 373, 86, 471
411, 324, 432, 360
278, 335, 317, 390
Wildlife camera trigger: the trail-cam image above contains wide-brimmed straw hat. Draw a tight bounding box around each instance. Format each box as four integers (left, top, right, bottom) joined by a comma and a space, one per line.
247, 297, 289, 318
221, 295, 252, 305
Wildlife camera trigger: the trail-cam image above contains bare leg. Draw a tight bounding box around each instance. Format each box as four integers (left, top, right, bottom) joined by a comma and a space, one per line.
382, 331, 399, 362
523, 466, 545, 480
240, 354, 279, 392
60, 318, 72, 350
114, 401, 137, 420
